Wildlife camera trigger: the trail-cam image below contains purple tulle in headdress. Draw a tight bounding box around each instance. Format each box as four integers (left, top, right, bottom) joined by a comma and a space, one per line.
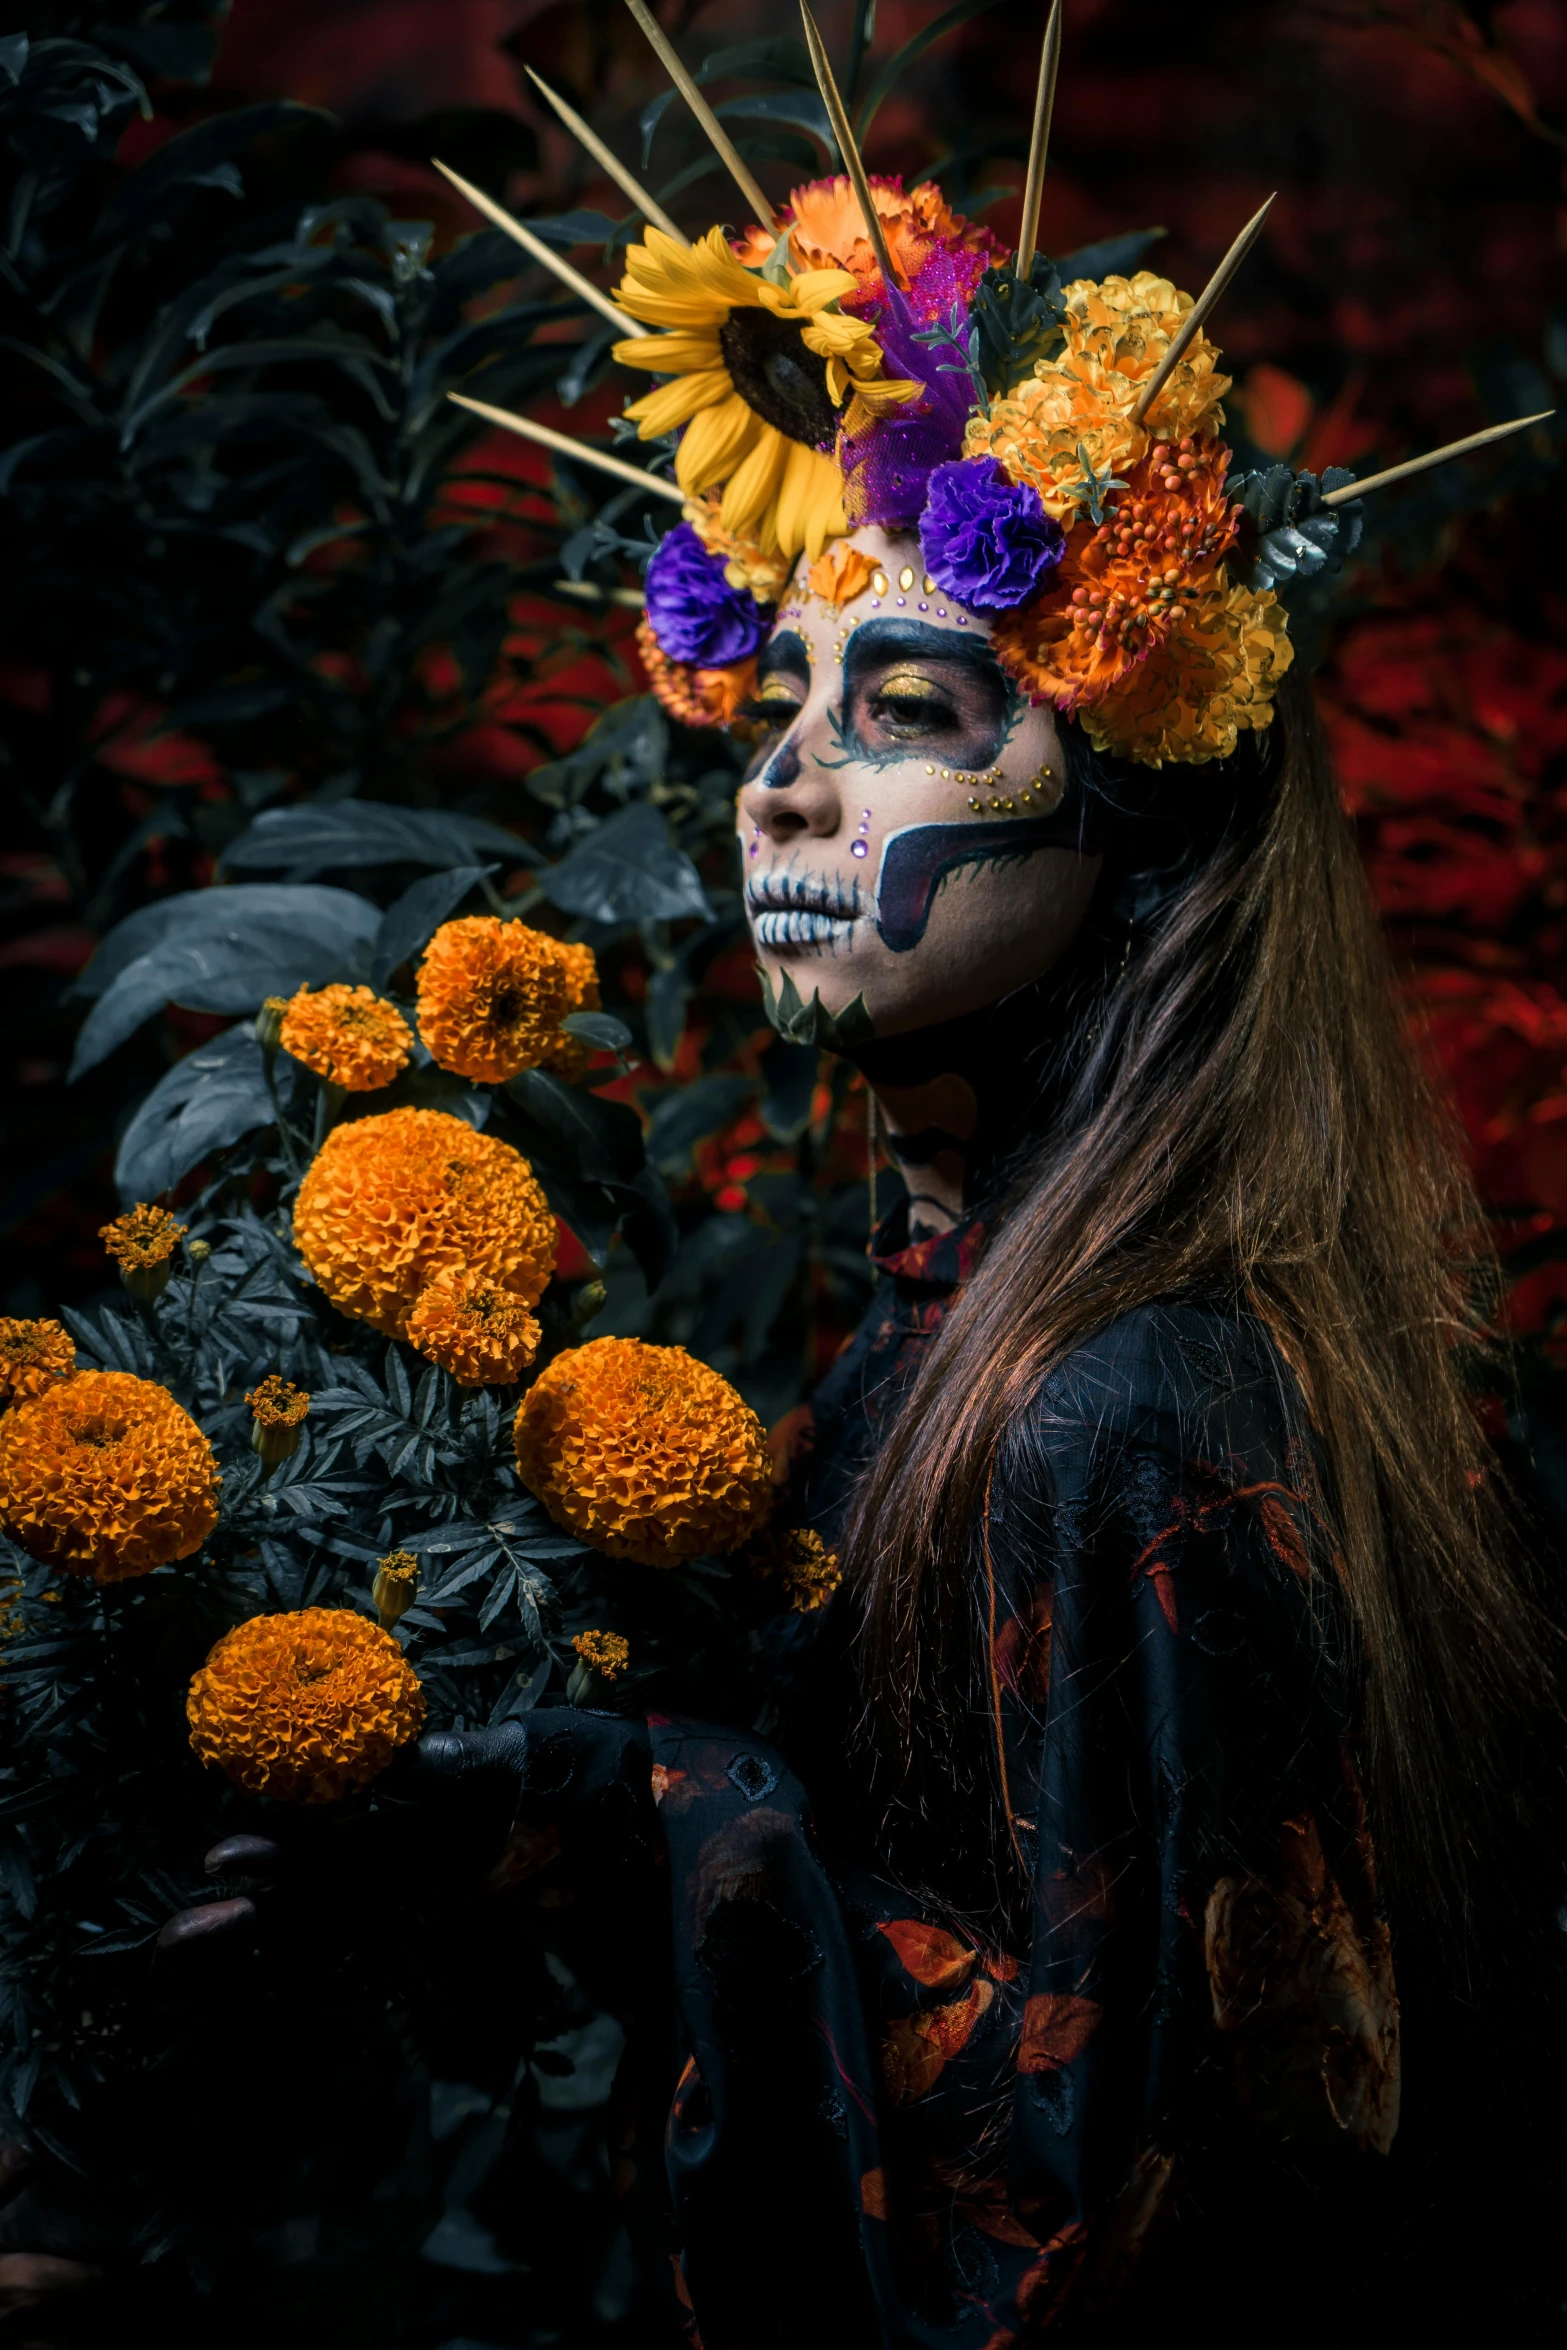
644, 524, 764, 666
839, 244, 991, 530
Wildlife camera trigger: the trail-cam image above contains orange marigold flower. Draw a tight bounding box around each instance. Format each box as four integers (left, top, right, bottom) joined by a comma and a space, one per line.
536, 938, 603, 1084
416, 916, 571, 1083
571, 1628, 630, 1680
992, 437, 1241, 712
964, 271, 1230, 524
742, 1521, 843, 1611
0, 1318, 75, 1407
636, 617, 758, 731
406, 1268, 542, 1385
187, 1607, 425, 1804
806, 540, 878, 607
246, 1374, 310, 1429
514, 1336, 772, 1568
101, 1202, 185, 1270
279, 983, 413, 1092
0, 1369, 219, 1582
293, 1106, 555, 1338
684, 494, 794, 601
1078, 576, 1295, 766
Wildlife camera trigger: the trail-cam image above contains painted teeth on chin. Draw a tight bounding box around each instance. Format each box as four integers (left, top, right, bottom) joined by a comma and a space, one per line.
753, 910, 855, 949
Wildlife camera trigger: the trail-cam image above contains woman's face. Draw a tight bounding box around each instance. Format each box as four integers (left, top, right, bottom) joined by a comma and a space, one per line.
736, 527, 1101, 1040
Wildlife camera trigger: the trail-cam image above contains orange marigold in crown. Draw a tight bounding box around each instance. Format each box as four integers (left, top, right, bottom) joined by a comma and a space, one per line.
514, 1336, 772, 1568
293, 1106, 555, 1339
279, 983, 413, 1092
187, 1607, 425, 1803
0, 1370, 219, 1582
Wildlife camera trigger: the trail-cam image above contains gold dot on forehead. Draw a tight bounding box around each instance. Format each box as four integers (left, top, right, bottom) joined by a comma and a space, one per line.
898, 565, 916, 591
922, 574, 937, 595
871, 569, 889, 597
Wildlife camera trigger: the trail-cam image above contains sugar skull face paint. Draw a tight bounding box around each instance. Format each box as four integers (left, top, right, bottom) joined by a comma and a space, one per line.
736, 527, 1102, 1040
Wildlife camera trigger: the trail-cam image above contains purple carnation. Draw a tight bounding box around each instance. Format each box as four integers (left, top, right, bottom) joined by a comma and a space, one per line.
644, 523, 763, 667
918, 458, 1065, 613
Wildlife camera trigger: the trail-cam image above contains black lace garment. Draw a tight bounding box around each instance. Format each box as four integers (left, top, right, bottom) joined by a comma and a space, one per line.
498, 1205, 1399, 2347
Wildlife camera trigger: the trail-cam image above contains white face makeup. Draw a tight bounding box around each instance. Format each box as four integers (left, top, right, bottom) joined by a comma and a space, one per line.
736, 527, 1102, 1040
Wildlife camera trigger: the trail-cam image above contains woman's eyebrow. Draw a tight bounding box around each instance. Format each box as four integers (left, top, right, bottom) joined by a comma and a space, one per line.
843, 618, 1003, 681
757, 629, 810, 681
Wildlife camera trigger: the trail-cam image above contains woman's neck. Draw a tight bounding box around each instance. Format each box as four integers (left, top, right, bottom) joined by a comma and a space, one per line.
854, 977, 1073, 1242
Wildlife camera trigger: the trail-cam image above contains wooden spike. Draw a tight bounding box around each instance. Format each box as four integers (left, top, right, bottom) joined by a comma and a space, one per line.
447, 393, 685, 501
624, 0, 779, 233
1321, 411, 1555, 508
524, 67, 689, 246
431, 158, 648, 337
1131, 193, 1275, 426
1015, 0, 1062, 284
799, 1, 906, 292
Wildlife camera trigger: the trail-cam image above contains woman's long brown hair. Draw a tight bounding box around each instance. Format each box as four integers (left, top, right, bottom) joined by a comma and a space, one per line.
842, 674, 1552, 1933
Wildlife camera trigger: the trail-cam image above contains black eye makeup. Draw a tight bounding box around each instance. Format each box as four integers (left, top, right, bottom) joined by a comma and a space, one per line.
841, 621, 1010, 767
739, 629, 809, 730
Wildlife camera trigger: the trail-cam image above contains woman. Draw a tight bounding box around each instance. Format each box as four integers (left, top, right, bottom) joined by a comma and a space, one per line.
167, 195, 1554, 2339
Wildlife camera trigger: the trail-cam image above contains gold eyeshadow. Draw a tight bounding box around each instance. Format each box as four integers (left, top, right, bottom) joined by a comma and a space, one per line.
874, 671, 943, 702
755, 677, 803, 704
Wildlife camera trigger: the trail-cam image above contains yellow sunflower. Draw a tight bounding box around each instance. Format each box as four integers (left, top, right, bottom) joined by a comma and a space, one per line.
612, 227, 920, 560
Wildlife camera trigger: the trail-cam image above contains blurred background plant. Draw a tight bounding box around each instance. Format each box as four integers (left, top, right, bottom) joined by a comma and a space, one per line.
1, 0, 1566, 2341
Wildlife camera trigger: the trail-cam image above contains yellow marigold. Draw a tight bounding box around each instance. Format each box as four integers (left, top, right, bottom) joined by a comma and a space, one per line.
571, 1628, 630, 1680
0, 1318, 75, 1407
514, 1336, 772, 1568
100, 1203, 185, 1270
416, 916, 571, 1083
246, 1374, 310, 1429
963, 271, 1231, 525
1083, 577, 1295, 766
806, 540, 877, 607
0, 1369, 219, 1582
187, 1607, 425, 1804
538, 939, 603, 1085
293, 1106, 555, 1338
406, 1267, 541, 1385
636, 618, 758, 731
743, 1521, 843, 1612
684, 495, 794, 602
279, 983, 413, 1092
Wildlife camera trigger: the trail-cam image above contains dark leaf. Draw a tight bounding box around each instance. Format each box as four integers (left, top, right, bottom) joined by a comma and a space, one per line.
538, 804, 711, 926
114, 1026, 274, 1201
1056, 228, 1168, 281
505, 1070, 645, 1188
372, 865, 497, 989
645, 1074, 756, 1176
760, 1038, 818, 1143
224, 803, 523, 878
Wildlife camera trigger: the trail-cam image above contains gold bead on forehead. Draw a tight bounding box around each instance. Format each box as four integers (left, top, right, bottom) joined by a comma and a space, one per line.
897, 565, 916, 591
871, 569, 889, 598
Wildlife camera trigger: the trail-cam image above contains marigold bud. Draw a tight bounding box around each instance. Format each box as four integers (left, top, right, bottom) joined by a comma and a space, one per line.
255, 997, 288, 1055
247, 1375, 309, 1466
567, 1627, 629, 1703
372, 1550, 419, 1628
186, 1238, 211, 1265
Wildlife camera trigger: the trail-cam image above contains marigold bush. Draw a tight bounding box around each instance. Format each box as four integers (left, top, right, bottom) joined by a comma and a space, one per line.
0, 1369, 219, 1581
187, 1606, 425, 1803
279, 983, 413, 1091
416, 916, 572, 1082
405, 1267, 541, 1385
0, 1317, 76, 1407
514, 1336, 772, 1567
293, 1107, 556, 1338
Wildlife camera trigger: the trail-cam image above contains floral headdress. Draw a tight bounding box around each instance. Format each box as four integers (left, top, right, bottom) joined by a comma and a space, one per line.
443, 3, 1550, 772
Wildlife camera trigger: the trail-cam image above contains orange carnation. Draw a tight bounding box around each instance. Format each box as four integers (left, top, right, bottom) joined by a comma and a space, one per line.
416, 916, 571, 1083
0, 1318, 75, 1407
0, 1369, 219, 1582
773, 174, 993, 297
514, 1336, 772, 1567
636, 617, 757, 731
992, 436, 1241, 711
405, 1268, 541, 1385
187, 1607, 425, 1804
279, 983, 413, 1092
293, 1106, 555, 1338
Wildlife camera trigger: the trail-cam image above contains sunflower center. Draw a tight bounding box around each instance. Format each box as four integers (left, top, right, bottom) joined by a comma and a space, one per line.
718, 308, 838, 450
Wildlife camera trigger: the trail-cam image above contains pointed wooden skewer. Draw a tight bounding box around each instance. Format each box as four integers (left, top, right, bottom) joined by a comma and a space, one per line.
1132, 193, 1275, 426
1014, 0, 1062, 284
1321, 410, 1555, 507
447, 393, 685, 502
799, 2, 906, 293
431, 158, 648, 336
624, 0, 779, 233
524, 66, 689, 246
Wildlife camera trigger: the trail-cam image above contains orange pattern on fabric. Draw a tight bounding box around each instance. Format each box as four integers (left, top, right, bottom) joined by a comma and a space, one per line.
1018, 1992, 1102, 2073
880, 1977, 995, 2104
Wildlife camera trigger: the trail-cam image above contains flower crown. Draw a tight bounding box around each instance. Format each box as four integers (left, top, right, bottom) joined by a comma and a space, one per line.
440, 5, 1550, 773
